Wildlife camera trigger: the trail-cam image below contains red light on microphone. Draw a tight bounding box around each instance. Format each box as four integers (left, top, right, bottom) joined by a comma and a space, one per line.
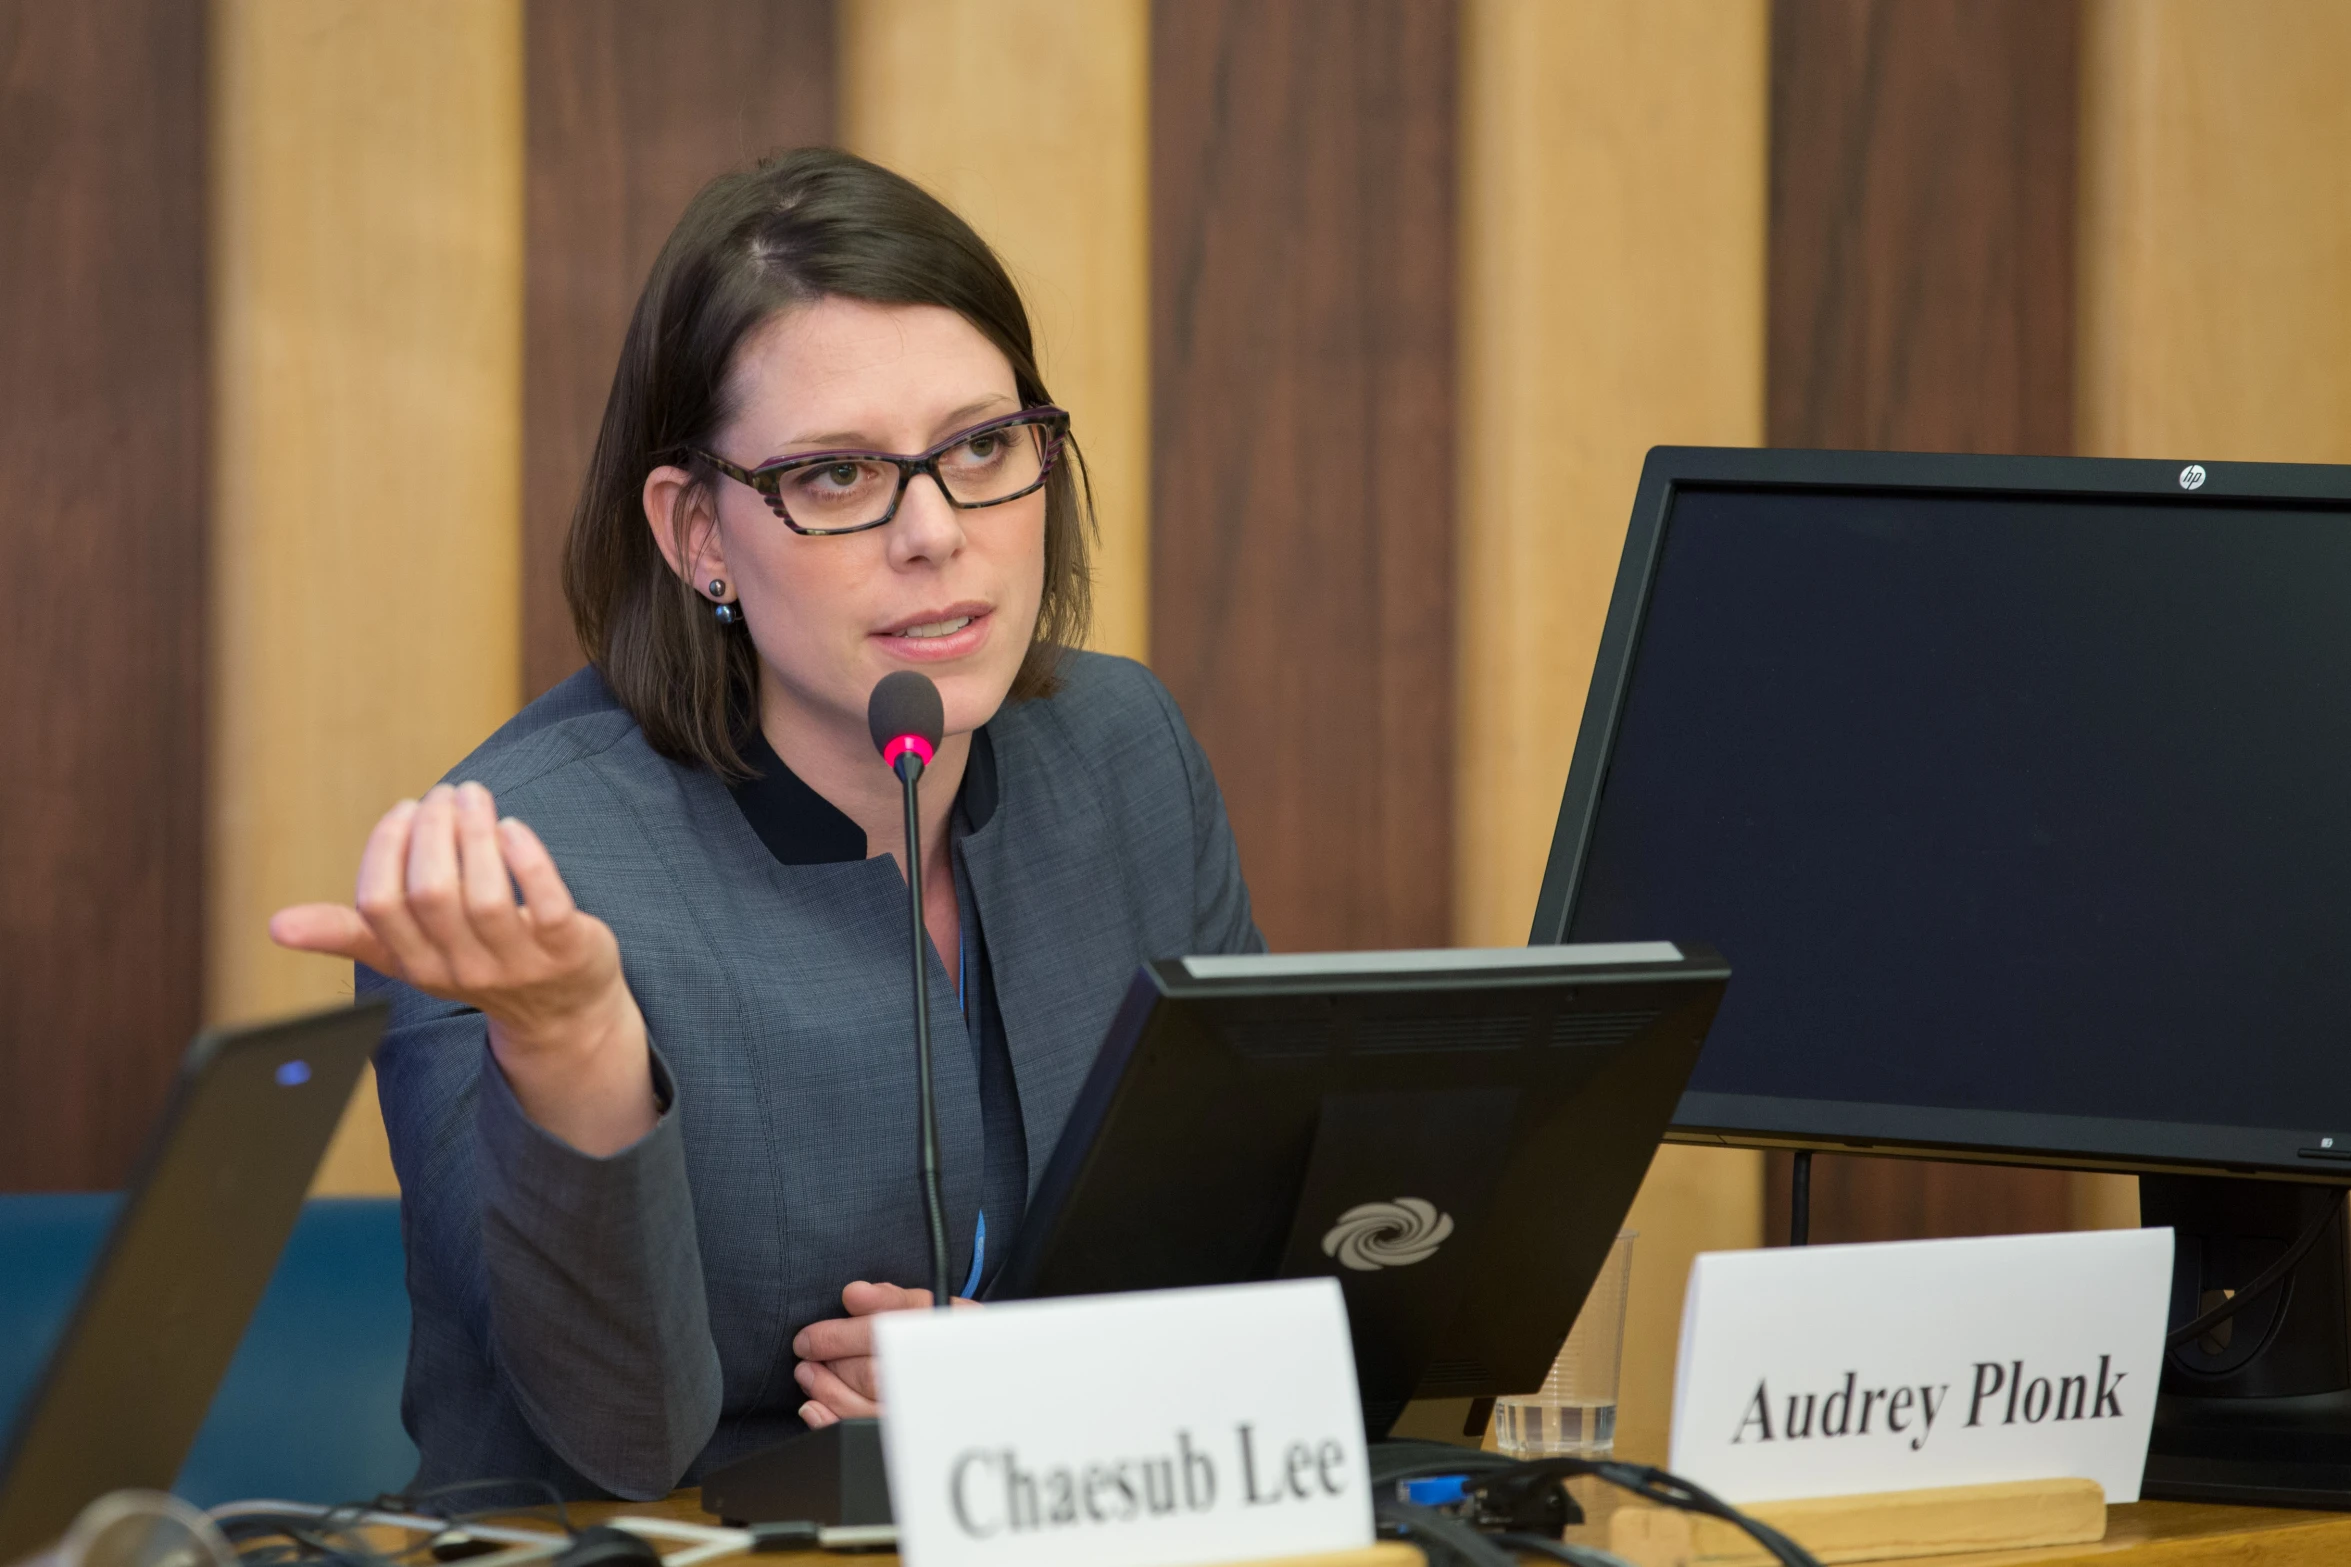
868, 671, 946, 780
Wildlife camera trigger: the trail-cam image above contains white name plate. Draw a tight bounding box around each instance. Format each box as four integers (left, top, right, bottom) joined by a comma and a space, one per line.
1670, 1228, 2174, 1504
875, 1279, 1374, 1567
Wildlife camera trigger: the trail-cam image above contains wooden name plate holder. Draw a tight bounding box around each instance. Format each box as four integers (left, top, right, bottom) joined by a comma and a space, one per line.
1608, 1477, 2107, 1567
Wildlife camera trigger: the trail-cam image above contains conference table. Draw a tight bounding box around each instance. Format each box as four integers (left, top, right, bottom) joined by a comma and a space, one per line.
577, 1484, 2351, 1565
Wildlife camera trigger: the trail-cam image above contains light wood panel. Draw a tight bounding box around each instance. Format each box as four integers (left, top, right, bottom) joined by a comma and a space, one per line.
522, 0, 836, 701
1148, 0, 1457, 954
2073, 1171, 2140, 1231
2078, 0, 2351, 466
211, 0, 526, 1196
840, 0, 1150, 662
1611, 1146, 1768, 1466
1455, 0, 1769, 1464
2075, 0, 2351, 1247
0, 0, 207, 1190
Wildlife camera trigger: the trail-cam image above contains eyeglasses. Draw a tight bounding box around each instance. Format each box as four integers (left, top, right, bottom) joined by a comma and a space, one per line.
686, 406, 1070, 536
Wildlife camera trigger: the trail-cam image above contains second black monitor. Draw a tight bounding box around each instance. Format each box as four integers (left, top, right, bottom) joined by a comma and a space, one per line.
1534, 446, 2351, 1179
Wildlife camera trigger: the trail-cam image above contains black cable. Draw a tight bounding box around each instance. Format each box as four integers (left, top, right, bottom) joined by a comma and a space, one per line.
1370, 1441, 1821, 1567
1585, 1460, 1815, 1567
425, 1484, 575, 1531
1374, 1496, 1516, 1567
391, 1478, 570, 1511
224, 1478, 583, 1567
218, 1510, 404, 1567
2166, 1190, 2344, 1348
1789, 1150, 1811, 1247
375, 1477, 577, 1564
382, 1477, 577, 1538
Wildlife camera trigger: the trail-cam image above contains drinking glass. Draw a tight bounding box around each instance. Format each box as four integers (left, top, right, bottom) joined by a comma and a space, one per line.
1493, 1229, 1636, 1457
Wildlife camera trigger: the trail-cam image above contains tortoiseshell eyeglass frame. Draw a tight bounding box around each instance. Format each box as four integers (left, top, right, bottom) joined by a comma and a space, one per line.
681, 406, 1071, 537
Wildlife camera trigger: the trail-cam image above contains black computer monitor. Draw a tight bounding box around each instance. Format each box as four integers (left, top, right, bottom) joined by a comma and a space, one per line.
1531, 445, 2351, 1506
702, 944, 1728, 1526
995, 944, 1730, 1438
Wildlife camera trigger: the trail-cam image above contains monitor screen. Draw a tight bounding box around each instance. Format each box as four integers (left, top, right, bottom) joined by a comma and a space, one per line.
1536, 450, 2351, 1177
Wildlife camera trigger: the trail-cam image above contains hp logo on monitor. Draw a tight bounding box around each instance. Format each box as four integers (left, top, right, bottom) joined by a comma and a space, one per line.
2180, 463, 2207, 490
1322, 1198, 1454, 1271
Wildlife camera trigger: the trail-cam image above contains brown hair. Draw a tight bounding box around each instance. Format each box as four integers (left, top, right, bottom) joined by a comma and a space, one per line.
563, 147, 1092, 778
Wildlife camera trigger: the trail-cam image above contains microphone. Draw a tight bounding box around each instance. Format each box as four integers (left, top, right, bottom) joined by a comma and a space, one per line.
867, 671, 952, 1312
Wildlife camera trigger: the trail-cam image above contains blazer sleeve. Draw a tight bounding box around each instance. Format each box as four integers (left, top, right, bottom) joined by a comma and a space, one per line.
368, 968, 724, 1499
1150, 681, 1268, 958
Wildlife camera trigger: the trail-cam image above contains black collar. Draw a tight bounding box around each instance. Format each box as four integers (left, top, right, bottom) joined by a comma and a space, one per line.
729, 725, 1000, 866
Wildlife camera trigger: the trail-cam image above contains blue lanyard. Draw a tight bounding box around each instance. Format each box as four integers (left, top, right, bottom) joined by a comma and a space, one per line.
958, 926, 984, 1298
962, 1213, 987, 1299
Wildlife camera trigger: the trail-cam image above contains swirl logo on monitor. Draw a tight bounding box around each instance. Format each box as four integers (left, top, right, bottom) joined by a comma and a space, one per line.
1321, 1197, 1455, 1271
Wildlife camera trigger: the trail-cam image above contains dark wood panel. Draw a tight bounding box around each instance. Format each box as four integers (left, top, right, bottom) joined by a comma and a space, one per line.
0, 1, 207, 1188
1150, 0, 1456, 952
523, 0, 835, 699
1769, 0, 2077, 454
1765, 0, 2082, 1241
1765, 1155, 2082, 1248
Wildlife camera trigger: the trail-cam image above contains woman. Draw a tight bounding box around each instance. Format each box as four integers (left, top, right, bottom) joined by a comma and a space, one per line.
271, 149, 1262, 1500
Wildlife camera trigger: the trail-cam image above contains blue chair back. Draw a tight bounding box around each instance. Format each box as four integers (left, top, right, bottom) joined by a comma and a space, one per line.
0, 1194, 118, 1438
0, 1195, 416, 1506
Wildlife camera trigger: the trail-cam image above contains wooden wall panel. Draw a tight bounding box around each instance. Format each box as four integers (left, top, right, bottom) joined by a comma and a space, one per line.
2069, 0, 2351, 1241
1763, 1156, 2087, 1249
2078, 0, 2351, 466
211, 0, 525, 1195
1768, 0, 2078, 456
1149, 0, 1456, 954
523, 0, 836, 699
1456, 0, 1769, 1468
0, 1, 207, 1190
843, 0, 1151, 663
1762, 0, 2081, 1247
1453, 0, 1770, 954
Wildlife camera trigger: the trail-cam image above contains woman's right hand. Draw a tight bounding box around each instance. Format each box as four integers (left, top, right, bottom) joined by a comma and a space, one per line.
270, 780, 659, 1156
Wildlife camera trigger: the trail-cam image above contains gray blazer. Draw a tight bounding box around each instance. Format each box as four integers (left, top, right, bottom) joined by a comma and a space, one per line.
366, 651, 1263, 1500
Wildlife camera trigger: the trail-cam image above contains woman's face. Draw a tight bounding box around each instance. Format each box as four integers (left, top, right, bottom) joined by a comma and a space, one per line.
665, 297, 1049, 745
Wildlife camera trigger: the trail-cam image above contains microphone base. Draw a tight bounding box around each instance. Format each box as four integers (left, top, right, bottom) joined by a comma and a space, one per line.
700, 1419, 894, 1527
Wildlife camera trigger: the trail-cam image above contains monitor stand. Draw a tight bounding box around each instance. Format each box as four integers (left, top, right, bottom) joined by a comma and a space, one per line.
2141, 1174, 2351, 1508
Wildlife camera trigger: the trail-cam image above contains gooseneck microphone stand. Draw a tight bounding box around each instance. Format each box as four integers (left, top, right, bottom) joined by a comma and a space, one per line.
870, 668, 954, 1312
893, 743, 953, 1311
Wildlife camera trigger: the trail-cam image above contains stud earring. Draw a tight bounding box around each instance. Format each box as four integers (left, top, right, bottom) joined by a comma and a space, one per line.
707, 579, 740, 627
